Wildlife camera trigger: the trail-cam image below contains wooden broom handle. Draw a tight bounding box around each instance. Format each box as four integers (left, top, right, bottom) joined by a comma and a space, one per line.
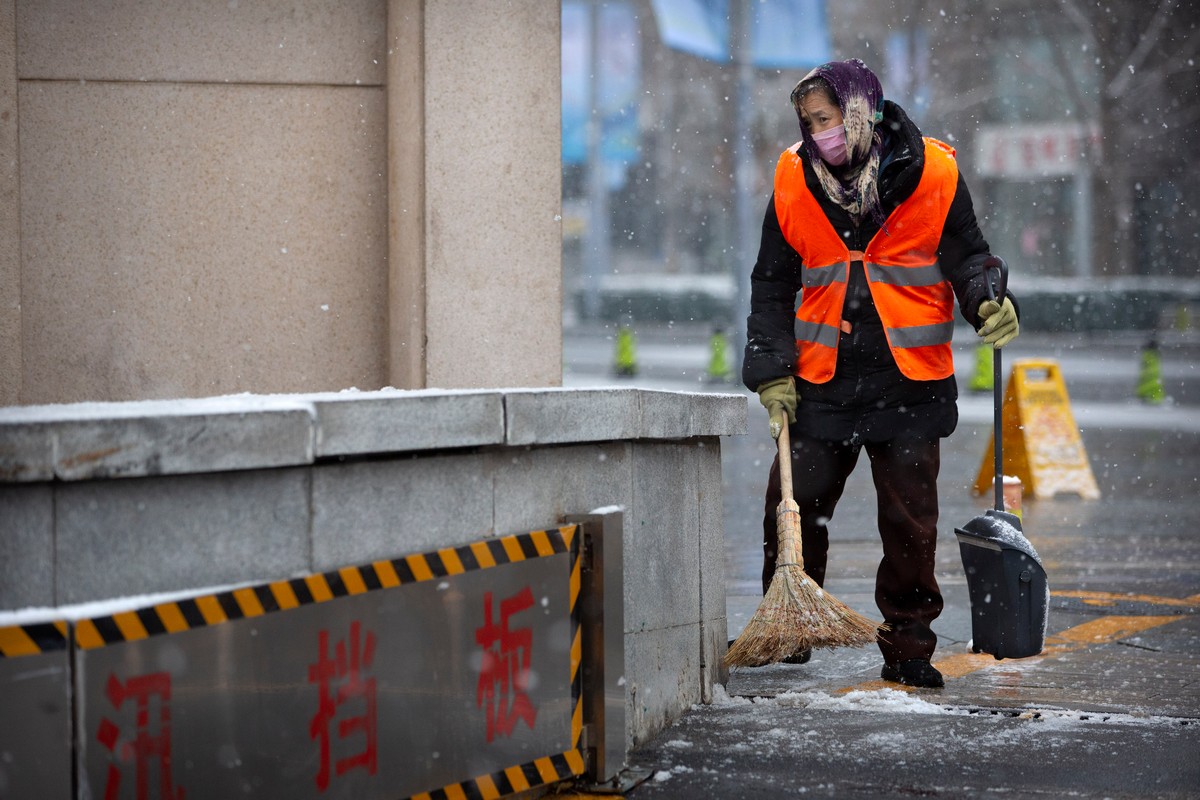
775, 418, 802, 569
777, 418, 793, 504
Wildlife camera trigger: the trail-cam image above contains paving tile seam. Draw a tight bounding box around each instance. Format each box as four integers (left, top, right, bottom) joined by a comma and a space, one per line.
712, 692, 1200, 726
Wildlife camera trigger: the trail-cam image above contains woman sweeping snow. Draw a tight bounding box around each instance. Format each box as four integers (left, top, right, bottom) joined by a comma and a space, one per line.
742, 58, 1020, 688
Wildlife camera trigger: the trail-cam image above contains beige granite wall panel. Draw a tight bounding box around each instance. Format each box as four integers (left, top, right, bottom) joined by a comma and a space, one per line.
423, 1, 562, 389
16, 0, 386, 86
387, 0, 426, 388
19, 81, 388, 403
0, 1, 18, 406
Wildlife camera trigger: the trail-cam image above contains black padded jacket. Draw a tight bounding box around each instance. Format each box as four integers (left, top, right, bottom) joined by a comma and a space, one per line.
742, 100, 1015, 444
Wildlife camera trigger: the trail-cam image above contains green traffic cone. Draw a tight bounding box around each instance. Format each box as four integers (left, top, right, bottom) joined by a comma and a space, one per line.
614, 326, 637, 377
1136, 339, 1165, 404
968, 342, 993, 392
707, 329, 733, 382
1174, 304, 1192, 333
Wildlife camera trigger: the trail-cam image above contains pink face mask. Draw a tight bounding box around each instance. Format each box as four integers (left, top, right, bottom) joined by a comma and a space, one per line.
811, 124, 848, 166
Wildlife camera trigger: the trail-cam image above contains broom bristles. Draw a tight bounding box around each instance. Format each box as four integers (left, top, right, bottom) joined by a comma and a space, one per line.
723, 564, 882, 668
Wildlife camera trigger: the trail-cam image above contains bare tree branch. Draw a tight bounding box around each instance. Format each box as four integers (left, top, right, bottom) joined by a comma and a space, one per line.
1055, 0, 1099, 50
1119, 26, 1200, 95
1106, 0, 1178, 98
1030, 6, 1095, 124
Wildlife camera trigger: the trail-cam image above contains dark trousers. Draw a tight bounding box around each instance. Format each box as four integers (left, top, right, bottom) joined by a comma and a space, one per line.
761, 429, 944, 664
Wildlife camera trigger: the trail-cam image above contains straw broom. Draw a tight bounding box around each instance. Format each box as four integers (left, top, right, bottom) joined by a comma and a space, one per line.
724, 420, 882, 667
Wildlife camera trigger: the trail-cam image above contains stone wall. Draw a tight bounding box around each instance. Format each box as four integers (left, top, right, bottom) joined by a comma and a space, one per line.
1, 1, 563, 405
0, 387, 746, 749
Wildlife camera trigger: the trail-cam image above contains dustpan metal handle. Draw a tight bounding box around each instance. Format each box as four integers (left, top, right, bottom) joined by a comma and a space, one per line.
982, 255, 1008, 512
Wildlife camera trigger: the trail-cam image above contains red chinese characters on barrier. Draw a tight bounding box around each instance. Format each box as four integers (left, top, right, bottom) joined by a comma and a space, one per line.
475, 586, 538, 742
95, 671, 185, 800
308, 620, 379, 791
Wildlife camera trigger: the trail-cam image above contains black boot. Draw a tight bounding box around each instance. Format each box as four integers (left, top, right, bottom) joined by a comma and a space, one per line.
782, 648, 812, 664
881, 659, 944, 688
726, 641, 811, 666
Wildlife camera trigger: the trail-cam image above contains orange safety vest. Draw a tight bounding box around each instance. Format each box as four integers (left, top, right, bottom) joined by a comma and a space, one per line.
774, 137, 960, 383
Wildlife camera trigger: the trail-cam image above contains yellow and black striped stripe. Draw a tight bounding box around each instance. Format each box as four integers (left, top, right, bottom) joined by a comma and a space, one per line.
73, 525, 581, 650
0, 620, 69, 658
411, 747, 588, 800
410, 523, 588, 800
39, 524, 589, 797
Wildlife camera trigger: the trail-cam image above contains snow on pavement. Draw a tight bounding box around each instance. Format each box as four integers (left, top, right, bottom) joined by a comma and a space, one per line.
701, 683, 1192, 729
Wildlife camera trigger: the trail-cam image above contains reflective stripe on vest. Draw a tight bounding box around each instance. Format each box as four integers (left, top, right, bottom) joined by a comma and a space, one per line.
795, 319, 841, 349
865, 262, 946, 287
775, 137, 960, 383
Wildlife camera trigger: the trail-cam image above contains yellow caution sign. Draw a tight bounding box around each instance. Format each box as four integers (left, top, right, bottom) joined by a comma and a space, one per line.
707, 328, 733, 382
974, 359, 1100, 500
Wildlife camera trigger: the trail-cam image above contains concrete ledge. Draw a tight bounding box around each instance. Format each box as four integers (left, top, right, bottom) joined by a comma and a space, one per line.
0, 389, 747, 481
311, 390, 505, 457
0, 387, 747, 752
506, 388, 642, 445
0, 396, 316, 482
505, 387, 746, 445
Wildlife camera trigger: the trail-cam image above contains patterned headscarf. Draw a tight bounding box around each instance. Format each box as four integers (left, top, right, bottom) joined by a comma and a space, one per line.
790, 59, 887, 225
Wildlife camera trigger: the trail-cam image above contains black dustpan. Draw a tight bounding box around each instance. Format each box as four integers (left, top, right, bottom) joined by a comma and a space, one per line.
955, 257, 1049, 659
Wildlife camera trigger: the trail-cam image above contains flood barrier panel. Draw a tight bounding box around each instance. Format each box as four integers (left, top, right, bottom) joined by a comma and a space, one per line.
1, 520, 620, 799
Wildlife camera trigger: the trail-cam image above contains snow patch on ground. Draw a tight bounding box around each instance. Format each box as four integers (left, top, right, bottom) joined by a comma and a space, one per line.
709, 684, 754, 706
710, 685, 949, 714
707, 684, 1190, 730
779, 688, 950, 714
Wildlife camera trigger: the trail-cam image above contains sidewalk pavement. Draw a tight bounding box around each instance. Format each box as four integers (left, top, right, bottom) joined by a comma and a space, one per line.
561, 325, 1200, 799
618, 582, 1199, 799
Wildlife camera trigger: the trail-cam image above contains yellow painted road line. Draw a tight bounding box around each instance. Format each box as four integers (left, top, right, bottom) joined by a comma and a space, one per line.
930, 652, 1001, 680
837, 613, 1187, 694
1051, 589, 1200, 608
1046, 614, 1181, 646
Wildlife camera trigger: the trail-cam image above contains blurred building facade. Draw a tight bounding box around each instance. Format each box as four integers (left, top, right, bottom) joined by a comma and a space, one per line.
563, 0, 1199, 325
1, 1, 563, 406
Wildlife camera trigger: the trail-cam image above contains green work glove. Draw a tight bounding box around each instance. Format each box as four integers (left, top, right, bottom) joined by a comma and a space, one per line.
978, 297, 1019, 349
757, 376, 797, 439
